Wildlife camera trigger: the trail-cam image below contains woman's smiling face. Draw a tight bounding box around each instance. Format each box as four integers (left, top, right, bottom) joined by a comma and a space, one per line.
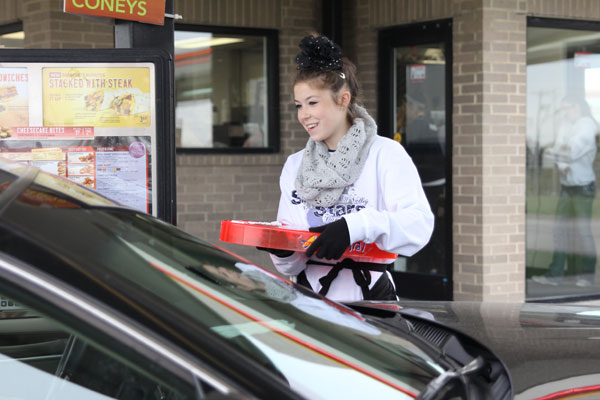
294, 81, 351, 150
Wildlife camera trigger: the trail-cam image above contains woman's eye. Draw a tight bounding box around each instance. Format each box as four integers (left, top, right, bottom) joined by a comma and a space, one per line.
295, 104, 301, 109
309, 101, 318, 106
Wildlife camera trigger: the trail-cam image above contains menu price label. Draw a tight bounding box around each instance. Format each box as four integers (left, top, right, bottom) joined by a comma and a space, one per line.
96, 144, 148, 212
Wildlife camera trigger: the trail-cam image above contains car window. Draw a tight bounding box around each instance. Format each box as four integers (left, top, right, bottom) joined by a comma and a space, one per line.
0, 307, 197, 400
0, 352, 112, 400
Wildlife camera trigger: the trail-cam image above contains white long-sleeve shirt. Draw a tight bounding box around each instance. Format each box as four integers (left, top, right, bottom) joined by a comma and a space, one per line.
547, 116, 597, 186
270, 135, 434, 302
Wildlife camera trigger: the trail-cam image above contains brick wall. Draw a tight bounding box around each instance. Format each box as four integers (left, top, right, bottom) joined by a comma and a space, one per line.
452, 1, 490, 301
479, 1, 527, 301
0, 0, 20, 25
175, 0, 282, 27
11, 0, 113, 48
528, 0, 600, 18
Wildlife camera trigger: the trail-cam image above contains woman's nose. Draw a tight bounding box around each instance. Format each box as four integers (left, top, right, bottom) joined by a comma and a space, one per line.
298, 107, 308, 120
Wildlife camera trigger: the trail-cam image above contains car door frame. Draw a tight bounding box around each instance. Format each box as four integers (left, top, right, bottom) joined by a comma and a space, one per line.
0, 250, 305, 400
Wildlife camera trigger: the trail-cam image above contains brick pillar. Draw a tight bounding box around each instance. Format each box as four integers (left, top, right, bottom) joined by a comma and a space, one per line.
453, 0, 527, 301
453, 1, 485, 300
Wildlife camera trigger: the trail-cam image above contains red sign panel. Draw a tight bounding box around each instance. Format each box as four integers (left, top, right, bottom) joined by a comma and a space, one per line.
63, 0, 165, 26
12, 126, 94, 139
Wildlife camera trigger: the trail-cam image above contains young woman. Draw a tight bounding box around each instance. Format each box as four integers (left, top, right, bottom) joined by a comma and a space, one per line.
261, 35, 434, 302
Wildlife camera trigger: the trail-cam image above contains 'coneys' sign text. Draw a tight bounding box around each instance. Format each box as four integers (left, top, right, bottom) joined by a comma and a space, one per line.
63, 0, 165, 25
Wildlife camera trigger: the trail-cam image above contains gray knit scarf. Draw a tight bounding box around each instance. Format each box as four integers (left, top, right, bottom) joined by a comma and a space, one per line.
295, 105, 377, 207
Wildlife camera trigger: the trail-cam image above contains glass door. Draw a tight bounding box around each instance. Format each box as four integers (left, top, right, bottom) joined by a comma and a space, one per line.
378, 20, 452, 300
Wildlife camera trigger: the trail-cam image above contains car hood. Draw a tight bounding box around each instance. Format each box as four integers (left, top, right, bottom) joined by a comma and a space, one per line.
352, 300, 600, 399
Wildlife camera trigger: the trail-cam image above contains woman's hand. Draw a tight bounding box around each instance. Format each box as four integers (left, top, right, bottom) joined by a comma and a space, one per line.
305, 218, 350, 260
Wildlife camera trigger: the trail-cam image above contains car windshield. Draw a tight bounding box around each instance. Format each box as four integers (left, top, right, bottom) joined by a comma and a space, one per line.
1, 166, 445, 399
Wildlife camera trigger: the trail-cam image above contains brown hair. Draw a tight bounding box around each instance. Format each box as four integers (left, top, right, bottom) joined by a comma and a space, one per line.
293, 35, 360, 124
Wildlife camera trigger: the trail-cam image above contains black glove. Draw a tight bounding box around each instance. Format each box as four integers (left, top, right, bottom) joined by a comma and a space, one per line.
256, 247, 294, 258
305, 218, 350, 260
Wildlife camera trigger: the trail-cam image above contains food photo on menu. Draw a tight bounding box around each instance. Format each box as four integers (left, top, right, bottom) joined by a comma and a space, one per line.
84, 90, 104, 112
0, 126, 13, 139
66, 150, 96, 189
0, 68, 30, 134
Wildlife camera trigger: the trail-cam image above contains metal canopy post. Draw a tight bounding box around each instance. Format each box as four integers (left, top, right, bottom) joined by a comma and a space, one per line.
321, 0, 343, 47
114, 0, 177, 225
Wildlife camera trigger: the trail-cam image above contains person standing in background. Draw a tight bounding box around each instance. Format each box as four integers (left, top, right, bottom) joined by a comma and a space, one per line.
533, 95, 598, 288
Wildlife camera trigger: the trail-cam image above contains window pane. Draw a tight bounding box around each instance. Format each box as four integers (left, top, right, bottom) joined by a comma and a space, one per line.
175, 31, 268, 149
0, 29, 24, 49
527, 24, 600, 298
0, 307, 197, 399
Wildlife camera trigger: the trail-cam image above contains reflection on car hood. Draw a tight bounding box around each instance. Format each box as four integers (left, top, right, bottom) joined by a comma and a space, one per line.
359, 300, 600, 399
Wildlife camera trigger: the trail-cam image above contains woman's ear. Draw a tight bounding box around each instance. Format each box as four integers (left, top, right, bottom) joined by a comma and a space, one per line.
339, 90, 351, 108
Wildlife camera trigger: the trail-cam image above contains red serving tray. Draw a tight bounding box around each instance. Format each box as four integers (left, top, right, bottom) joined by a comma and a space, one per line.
220, 220, 397, 263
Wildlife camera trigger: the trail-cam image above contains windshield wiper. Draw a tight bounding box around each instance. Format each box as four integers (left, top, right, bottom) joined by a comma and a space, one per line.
417, 356, 485, 400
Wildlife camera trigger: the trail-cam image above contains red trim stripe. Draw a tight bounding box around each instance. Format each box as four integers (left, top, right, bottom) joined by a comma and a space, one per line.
534, 385, 600, 400
175, 48, 213, 60
149, 261, 418, 398
175, 55, 211, 67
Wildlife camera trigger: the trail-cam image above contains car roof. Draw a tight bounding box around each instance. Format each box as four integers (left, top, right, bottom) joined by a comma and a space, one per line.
0, 157, 119, 215
0, 159, 38, 214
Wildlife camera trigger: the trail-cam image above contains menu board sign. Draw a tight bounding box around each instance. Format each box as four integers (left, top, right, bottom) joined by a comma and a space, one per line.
0, 62, 156, 215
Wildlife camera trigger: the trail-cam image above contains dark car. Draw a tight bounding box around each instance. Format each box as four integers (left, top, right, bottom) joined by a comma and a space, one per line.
0, 158, 593, 399
349, 300, 600, 400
